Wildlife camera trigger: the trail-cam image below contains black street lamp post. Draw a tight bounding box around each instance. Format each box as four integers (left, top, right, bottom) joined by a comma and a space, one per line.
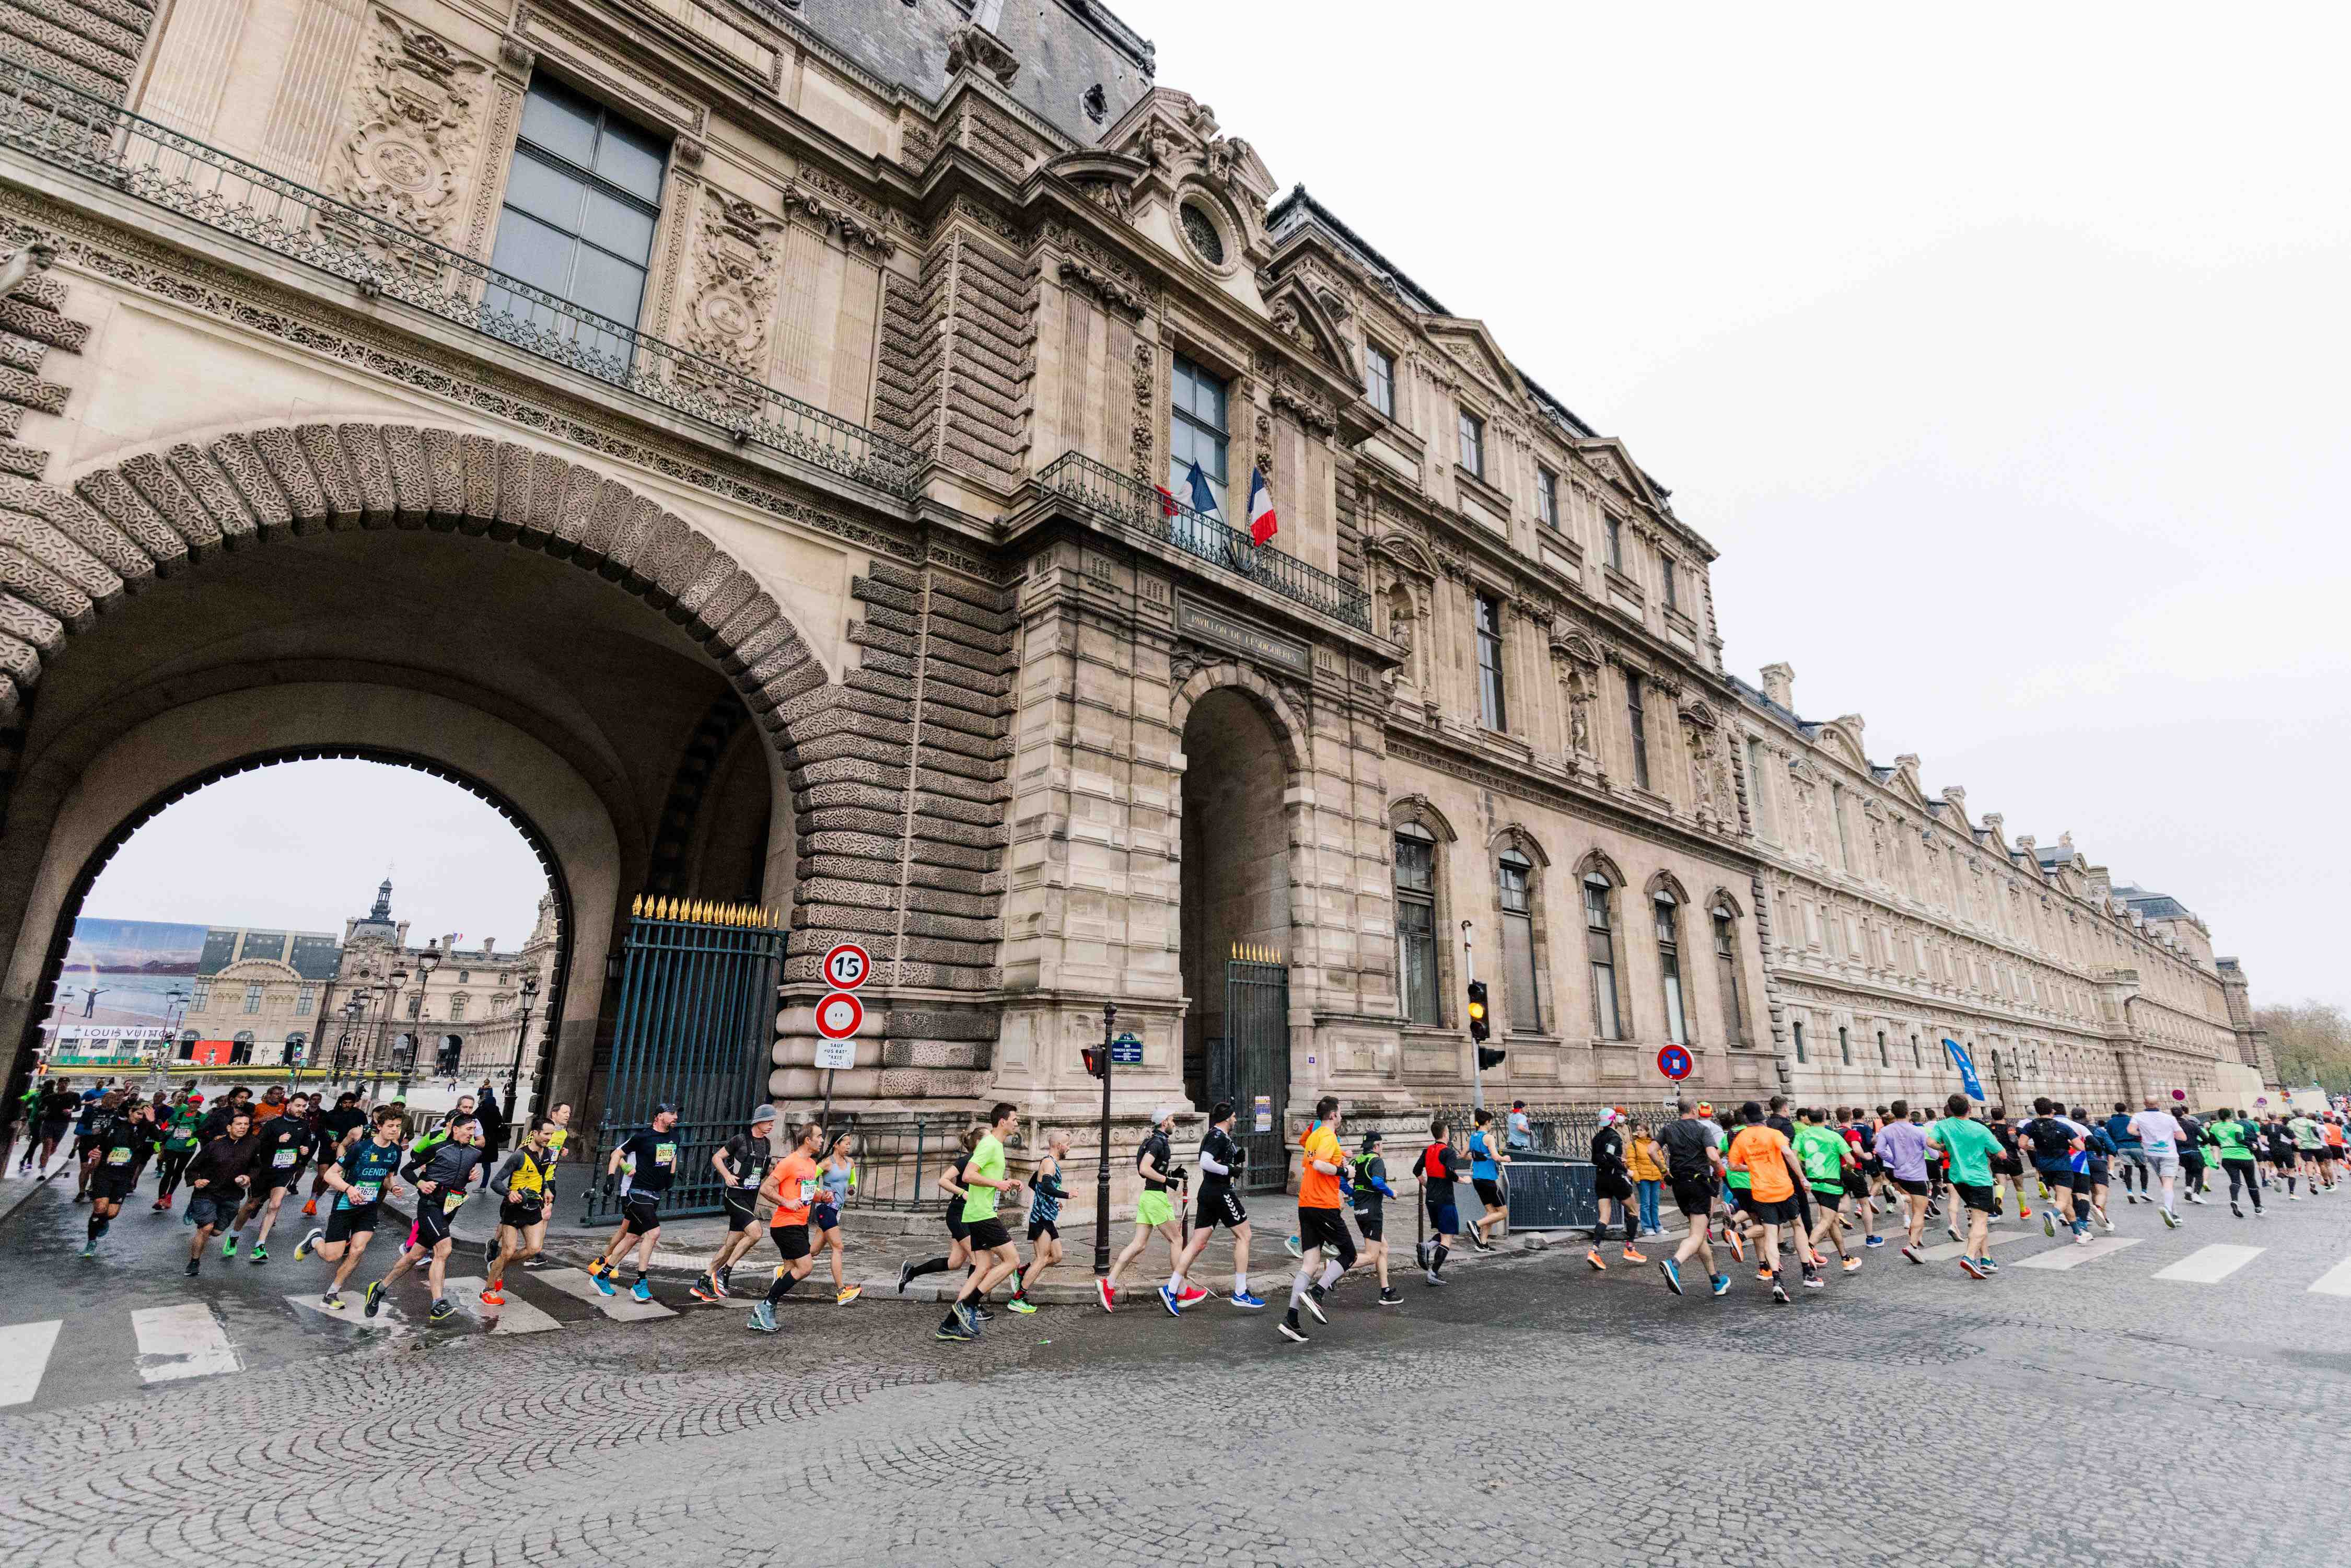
1092, 1000, 1115, 1278
502, 972, 541, 1124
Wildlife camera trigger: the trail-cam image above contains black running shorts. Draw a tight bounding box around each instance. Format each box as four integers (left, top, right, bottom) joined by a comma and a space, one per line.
723, 1191, 757, 1233
621, 1192, 662, 1235
771, 1220, 810, 1260
964, 1216, 1012, 1252
1953, 1180, 1997, 1214
1671, 1174, 1715, 1217
1296, 1205, 1356, 1267
1197, 1188, 1248, 1230
324, 1203, 379, 1242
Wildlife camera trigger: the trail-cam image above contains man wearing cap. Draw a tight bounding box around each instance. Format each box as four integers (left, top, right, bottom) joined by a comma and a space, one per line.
694, 1104, 778, 1302
590, 1101, 681, 1304
1101, 1105, 1189, 1313
1505, 1099, 1532, 1153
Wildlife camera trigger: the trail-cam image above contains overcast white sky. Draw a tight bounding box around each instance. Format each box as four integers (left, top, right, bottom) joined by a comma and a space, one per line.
83, 7, 2348, 1008
1119, 1, 2350, 1007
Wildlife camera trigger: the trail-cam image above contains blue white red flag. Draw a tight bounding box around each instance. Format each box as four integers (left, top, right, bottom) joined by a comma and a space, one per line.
1246, 466, 1277, 546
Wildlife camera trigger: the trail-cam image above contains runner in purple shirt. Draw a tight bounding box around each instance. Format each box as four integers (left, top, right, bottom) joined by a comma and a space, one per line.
1873, 1102, 1934, 1264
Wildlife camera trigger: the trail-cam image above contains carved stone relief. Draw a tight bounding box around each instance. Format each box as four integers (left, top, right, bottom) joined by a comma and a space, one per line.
1129, 340, 1156, 485
327, 15, 488, 256
679, 192, 786, 404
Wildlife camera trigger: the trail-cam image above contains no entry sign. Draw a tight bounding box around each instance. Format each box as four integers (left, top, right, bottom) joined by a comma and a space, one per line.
815, 990, 864, 1040
822, 942, 871, 990
1656, 1044, 1693, 1081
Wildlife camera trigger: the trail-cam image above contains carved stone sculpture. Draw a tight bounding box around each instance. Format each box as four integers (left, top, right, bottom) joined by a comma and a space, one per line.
328, 18, 487, 255
680, 195, 786, 404
946, 24, 1019, 86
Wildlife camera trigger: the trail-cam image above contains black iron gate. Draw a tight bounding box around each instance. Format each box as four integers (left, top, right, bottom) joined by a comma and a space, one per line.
582, 896, 784, 1223
1208, 945, 1290, 1194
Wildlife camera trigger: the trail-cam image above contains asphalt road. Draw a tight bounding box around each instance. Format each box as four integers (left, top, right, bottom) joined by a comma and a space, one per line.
4, 1163, 2349, 1566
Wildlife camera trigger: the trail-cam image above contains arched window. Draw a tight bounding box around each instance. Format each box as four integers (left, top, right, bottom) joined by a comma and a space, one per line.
1653, 889, 1687, 1046
1498, 850, 1541, 1033
1584, 871, 1623, 1040
230, 1030, 255, 1065
1394, 823, 1441, 1027
1710, 900, 1750, 1046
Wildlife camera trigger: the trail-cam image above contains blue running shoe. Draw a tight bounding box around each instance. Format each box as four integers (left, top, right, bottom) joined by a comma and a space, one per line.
1229, 1292, 1265, 1310
1863, 1235, 1886, 1248
1659, 1258, 1683, 1296
630, 1277, 652, 1303
590, 1268, 617, 1297
1158, 1284, 1181, 1317
1710, 1273, 1731, 1297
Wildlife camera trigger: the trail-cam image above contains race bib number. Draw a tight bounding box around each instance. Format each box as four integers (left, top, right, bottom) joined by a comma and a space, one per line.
799, 1177, 820, 1203
654, 1142, 677, 1168
273, 1149, 298, 1167
107, 1146, 131, 1166
349, 1181, 381, 1204
444, 1191, 465, 1211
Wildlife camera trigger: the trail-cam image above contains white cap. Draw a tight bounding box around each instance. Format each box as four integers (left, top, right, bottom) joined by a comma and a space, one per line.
1154, 1104, 1181, 1124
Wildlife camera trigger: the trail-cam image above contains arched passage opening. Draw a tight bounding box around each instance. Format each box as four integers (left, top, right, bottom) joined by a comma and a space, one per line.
0, 424, 820, 1142
1178, 683, 1294, 1125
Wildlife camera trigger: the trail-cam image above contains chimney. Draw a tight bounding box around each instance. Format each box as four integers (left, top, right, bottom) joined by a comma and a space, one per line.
1759, 662, 1794, 709
482, 937, 496, 955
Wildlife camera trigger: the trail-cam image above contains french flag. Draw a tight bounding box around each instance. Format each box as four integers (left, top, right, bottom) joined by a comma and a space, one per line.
1246, 466, 1277, 546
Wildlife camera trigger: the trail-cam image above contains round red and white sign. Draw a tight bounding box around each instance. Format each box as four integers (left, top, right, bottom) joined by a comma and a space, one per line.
814, 990, 864, 1040
821, 942, 872, 991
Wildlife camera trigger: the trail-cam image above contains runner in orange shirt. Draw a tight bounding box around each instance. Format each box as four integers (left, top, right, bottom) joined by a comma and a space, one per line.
1726, 1101, 1813, 1304
748, 1120, 825, 1334
1280, 1096, 1355, 1345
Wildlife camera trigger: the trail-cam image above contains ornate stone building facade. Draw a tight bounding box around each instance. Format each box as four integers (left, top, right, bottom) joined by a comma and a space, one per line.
0, 0, 2266, 1174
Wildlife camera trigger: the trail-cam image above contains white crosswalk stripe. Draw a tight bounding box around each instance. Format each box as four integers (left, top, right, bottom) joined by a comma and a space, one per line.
444, 1275, 563, 1334
2153, 1244, 2263, 1283
1918, 1229, 2038, 1263
286, 1293, 411, 1334
2012, 1236, 2140, 1271
132, 1302, 242, 1383
535, 1267, 678, 1321
2306, 1258, 2351, 1297
0, 1319, 61, 1407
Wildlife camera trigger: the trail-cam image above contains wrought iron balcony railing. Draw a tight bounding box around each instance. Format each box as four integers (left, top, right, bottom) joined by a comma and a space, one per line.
0, 62, 921, 497
1035, 450, 1372, 630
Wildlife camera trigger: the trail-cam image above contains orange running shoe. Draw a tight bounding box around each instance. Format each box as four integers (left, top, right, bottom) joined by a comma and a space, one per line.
1586, 1247, 1607, 1271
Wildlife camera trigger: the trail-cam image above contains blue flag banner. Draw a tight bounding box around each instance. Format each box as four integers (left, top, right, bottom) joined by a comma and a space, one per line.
1943, 1037, 1985, 1101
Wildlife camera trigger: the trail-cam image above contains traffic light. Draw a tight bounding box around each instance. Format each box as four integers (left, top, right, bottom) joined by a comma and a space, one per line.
1477, 1046, 1507, 1073
1465, 980, 1489, 1043
1081, 1044, 1107, 1080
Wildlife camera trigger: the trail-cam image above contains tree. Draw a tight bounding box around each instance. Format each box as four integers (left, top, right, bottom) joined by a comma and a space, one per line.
2257, 1002, 2351, 1092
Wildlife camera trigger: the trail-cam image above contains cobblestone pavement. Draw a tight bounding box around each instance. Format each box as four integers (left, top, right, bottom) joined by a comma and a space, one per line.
5, 1165, 2350, 1566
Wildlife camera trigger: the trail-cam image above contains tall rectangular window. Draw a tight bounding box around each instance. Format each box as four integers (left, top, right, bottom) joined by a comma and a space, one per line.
487, 77, 667, 362
1537, 467, 1558, 529
1838, 1026, 1852, 1065
1474, 593, 1507, 731
1458, 411, 1485, 478
1713, 912, 1748, 1045
1794, 1019, 1807, 1063
1911, 1035, 1923, 1068
1655, 894, 1687, 1045
1585, 877, 1622, 1040
1660, 550, 1679, 611
1499, 852, 1541, 1032
1394, 832, 1440, 1027
242, 983, 263, 1015
1624, 671, 1650, 789
297, 985, 316, 1013
1877, 1029, 1890, 1067
191, 981, 211, 1011
1169, 354, 1229, 514
1606, 516, 1624, 572
1364, 342, 1395, 420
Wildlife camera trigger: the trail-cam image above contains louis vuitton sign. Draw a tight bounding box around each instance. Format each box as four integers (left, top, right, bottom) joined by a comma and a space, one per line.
1174, 594, 1312, 677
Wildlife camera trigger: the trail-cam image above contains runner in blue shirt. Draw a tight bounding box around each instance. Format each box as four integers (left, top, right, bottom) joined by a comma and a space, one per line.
1467, 1108, 1513, 1251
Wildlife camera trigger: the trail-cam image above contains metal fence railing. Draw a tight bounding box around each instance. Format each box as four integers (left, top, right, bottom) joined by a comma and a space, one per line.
1035, 450, 1374, 630
0, 62, 921, 497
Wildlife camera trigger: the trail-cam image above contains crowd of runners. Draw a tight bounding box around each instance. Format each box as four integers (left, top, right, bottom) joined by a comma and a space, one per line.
14, 1074, 2350, 1344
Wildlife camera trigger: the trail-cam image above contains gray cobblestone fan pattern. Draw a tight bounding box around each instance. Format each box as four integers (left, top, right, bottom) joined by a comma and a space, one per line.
7, 1214, 2351, 1568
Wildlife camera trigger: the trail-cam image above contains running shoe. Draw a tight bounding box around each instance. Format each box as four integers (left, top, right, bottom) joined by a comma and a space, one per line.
2074, 1229, 2092, 1246
748, 1302, 778, 1333
957, 1301, 981, 1334
1376, 1287, 1402, 1306
1840, 1255, 1862, 1273
590, 1269, 617, 1297
1659, 1258, 1684, 1296
1284, 1235, 1301, 1259
480, 1286, 506, 1306
1725, 1229, 1745, 1263
321, 1287, 343, 1311
428, 1297, 455, 1323
1301, 1290, 1328, 1325
1178, 1286, 1208, 1306
1863, 1234, 1886, 1249
897, 1260, 916, 1295
2017, 1204, 2030, 1218
294, 1228, 323, 1261
1231, 1292, 1266, 1310
523, 1257, 549, 1269
1946, 1223, 1962, 1244
2161, 1207, 2180, 1229
1471, 1232, 1495, 1253
716, 1265, 734, 1292
1621, 1245, 1647, 1264
1901, 1244, 1923, 1265
1710, 1273, 1731, 1296
248, 1244, 267, 1265
1770, 1282, 1790, 1304
1755, 1265, 1772, 1281
1980, 1257, 1999, 1273
934, 1318, 973, 1342
1957, 1256, 1986, 1281
690, 1276, 721, 1304
1004, 1295, 1034, 1314
630, 1278, 652, 1303
150, 1199, 169, 1212
184, 1258, 199, 1277
1587, 1248, 1608, 1272
1097, 1277, 1115, 1311
1801, 1269, 1825, 1290
2043, 1211, 2056, 1237
839, 1286, 864, 1305
221, 1235, 239, 1258
2125, 1192, 2138, 1205
1158, 1284, 1182, 1317
1415, 1239, 1434, 1270
1278, 1313, 1308, 1343
2100, 1214, 2116, 1233
302, 1199, 318, 1217
364, 1281, 383, 1317
1424, 1269, 1446, 1286
2230, 1201, 2243, 1219
79, 1241, 95, 1258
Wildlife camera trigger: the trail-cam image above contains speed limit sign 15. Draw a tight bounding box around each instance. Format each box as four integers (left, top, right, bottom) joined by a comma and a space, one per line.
814, 991, 864, 1041
822, 942, 872, 991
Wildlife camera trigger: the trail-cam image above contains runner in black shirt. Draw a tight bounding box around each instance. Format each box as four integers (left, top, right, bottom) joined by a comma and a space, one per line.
367, 1113, 485, 1323
304, 1091, 368, 1218
1168, 1100, 1259, 1310
224, 1090, 313, 1264
590, 1103, 682, 1303
1351, 1129, 1402, 1306
1655, 1099, 1730, 1298
183, 1115, 257, 1276
80, 1099, 154, 1258
694, 1105, 777, 1303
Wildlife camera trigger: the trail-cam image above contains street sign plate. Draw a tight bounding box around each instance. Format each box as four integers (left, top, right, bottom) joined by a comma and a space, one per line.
1253, 1094, 1272, 1132
1656, 1044, 1692, 1081
821, 942, 871, 991
1110, 1030, 1143, 1065
814, 991, 863, 1041
813, 1037, 855, 1071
